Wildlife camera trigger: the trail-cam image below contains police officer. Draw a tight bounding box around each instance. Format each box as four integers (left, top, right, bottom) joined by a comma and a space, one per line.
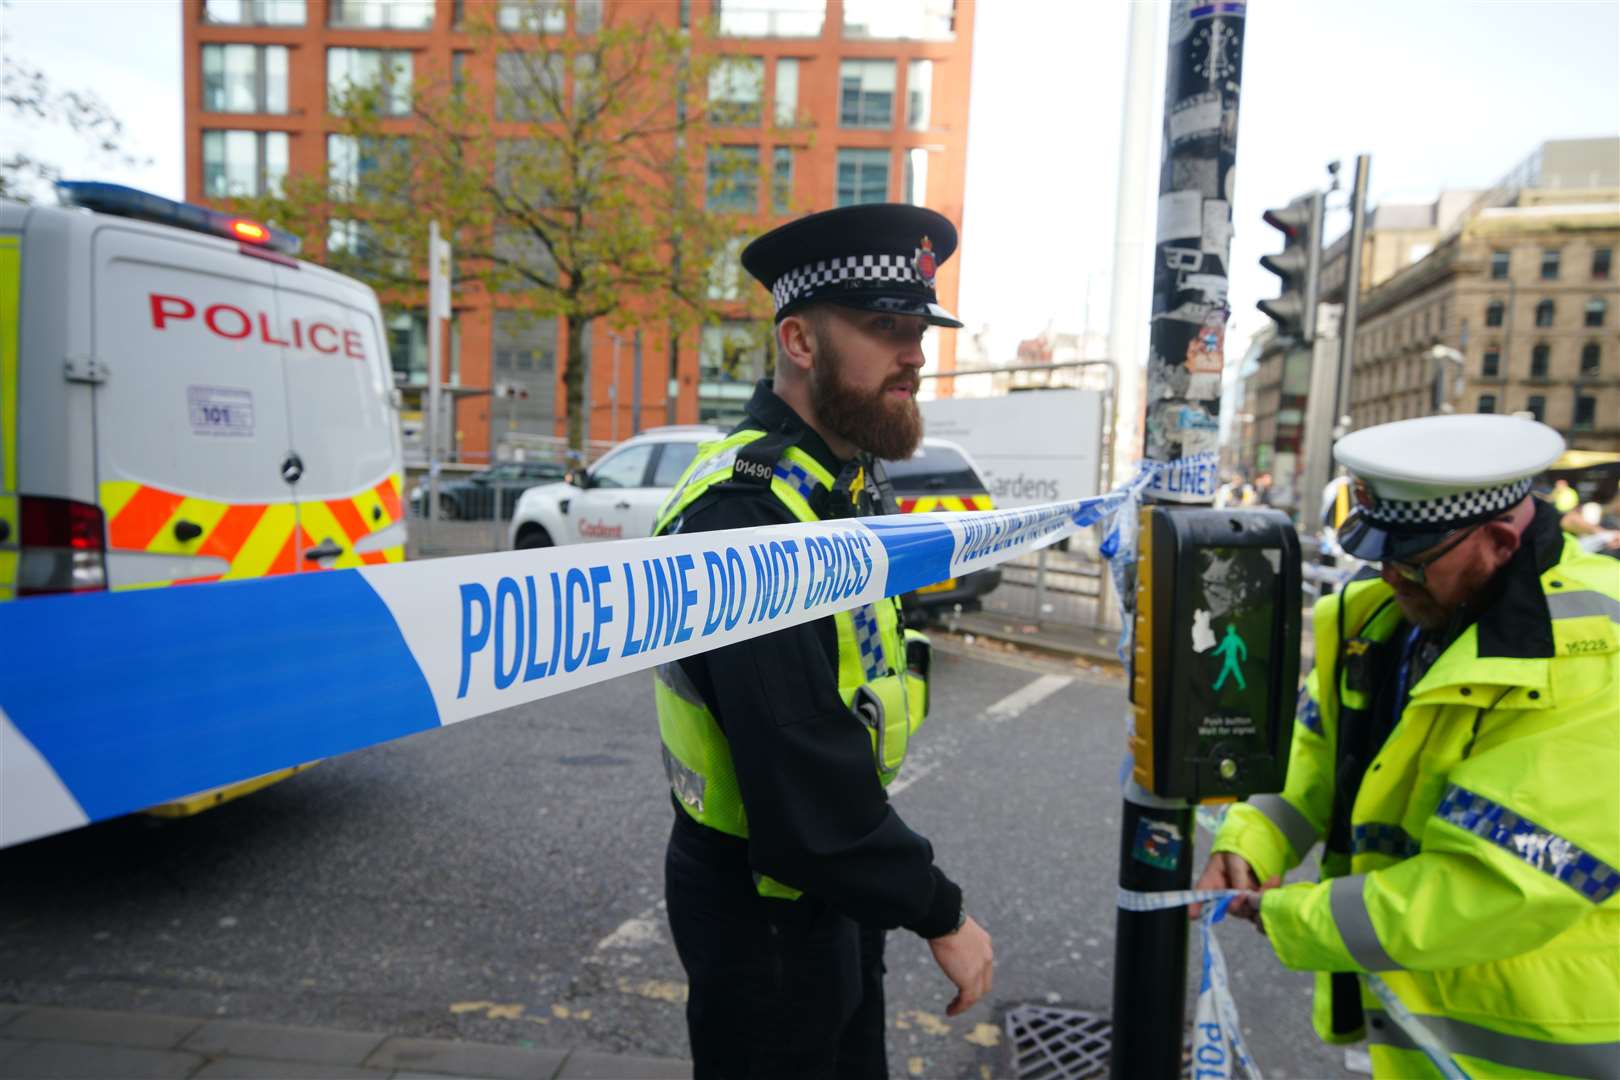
1194, 414, 1619, 1078
653, 204, 993, 1079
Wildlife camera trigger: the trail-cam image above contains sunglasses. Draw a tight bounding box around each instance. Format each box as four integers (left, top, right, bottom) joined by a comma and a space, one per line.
1379, 517, 1501, 585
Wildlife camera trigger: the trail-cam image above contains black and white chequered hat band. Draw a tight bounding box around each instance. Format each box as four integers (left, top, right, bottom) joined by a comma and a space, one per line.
1363, 477, 1533, 529
770, 254, 922, 312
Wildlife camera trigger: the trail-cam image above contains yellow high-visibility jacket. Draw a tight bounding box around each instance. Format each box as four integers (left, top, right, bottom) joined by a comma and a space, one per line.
1214, 511, 1620, 1079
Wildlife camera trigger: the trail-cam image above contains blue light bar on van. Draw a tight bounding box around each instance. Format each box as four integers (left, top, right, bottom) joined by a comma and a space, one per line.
55, 181, 303, 256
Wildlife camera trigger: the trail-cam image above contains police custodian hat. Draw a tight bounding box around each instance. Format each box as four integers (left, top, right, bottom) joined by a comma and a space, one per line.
1333, 414, 1566, 561
740, 203, 964, 328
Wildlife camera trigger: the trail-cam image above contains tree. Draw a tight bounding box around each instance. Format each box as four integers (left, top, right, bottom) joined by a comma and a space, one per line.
239, 2, 792, 454
0, 29, 152, 202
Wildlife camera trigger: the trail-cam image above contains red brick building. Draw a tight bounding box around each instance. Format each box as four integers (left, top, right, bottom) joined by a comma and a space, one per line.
183, 0, 976, 462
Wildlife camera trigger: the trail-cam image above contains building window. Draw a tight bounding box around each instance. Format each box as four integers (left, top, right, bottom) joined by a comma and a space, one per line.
1540, 248, 1560, 280
496, 52, 565, 121
497, 0, 566, 31
705, 236, 747, 301
906, 59, 933, 131
836, 148, 889, 206
576, 0, 603, 33
773, 58, 800, 126
391, 310, 462, 387
327, 49, 414, 116
771, 147, 793, 213
490, 312, 553, 427
1581, 342, 1602, 376
327, 134, 409, 200
1477, 393, 1496, 414
492, 227, 559, 290
1485, 300, 1504, 327
1525, 395, 1545, 422
201, 44, 288, 114
203, 0, 305, 24
709, 57, 764, 127
1573, 394, 1596, 430
1594, 247, 1612, 281
1535, 299, 1555, 327
1530, 343, 1550, 378
706, 145, 760, 212
715, 0, 825, 37
1585, 298, 1607, 327
201, 130, 288, 198
839, 60, 895, 128
1482, 349, 1500, 377
902, 147, 928, 206
699, 322, 768, 424
329, 0, 434, 28
1489, 250, 1509, 279
842, 0, 953, 40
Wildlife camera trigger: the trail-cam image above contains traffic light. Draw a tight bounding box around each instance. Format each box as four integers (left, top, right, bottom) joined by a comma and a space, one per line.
1129, 507, 1301, 801
1257, 191, 1324, 343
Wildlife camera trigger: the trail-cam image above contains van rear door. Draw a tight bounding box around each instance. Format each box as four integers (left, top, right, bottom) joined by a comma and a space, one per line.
92, 226, 302, 589
271, 265, 403, 569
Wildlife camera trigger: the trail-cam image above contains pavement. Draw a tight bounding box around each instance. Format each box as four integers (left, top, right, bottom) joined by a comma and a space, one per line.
0, 1005, 690, 1079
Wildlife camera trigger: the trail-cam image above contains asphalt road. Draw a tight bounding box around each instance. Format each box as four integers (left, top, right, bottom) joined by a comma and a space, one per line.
0, 641, 1349, 1079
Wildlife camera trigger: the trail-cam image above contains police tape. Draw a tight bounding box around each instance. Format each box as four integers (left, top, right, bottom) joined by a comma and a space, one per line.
1118, 888, 1472, 1080
1118, 888, 1262, 1080
0, 480, 1151, 849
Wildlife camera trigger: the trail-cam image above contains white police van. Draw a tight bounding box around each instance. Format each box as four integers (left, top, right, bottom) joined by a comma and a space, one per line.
0, 182, 406, 814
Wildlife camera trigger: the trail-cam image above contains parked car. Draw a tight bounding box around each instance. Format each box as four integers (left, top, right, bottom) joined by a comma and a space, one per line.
508, 426, 718, 547
413, 459, 569, 521
883, 440, 1003, 622
506, 425, 1001, 618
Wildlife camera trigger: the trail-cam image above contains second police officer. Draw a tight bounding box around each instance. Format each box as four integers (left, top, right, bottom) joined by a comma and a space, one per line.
651, 204, 994, 1079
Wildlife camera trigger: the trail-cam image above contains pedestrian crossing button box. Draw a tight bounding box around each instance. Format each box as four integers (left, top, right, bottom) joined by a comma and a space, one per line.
1129, 507, 1301, 801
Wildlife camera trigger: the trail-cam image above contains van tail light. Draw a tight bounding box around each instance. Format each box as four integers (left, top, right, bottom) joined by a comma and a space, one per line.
17, 496, 108, 596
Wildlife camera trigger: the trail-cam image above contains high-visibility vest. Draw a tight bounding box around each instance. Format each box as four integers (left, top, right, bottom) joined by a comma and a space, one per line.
1213, 532, 1620, 1078
650, 429, 929, 899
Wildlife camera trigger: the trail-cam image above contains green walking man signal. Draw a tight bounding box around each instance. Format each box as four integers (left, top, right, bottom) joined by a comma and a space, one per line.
1211, 624, 1248, 691
1129, 508, 1301, 802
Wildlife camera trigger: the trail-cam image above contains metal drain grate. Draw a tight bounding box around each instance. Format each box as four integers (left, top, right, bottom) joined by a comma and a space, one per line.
1004, 1005, 1112, 1080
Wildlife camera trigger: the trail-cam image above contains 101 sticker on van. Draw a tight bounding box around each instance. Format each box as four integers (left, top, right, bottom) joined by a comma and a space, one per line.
187, 386, 254, 438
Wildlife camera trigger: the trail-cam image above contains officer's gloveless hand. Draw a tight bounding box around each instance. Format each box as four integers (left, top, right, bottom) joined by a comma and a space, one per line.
929, 914, 993, 1017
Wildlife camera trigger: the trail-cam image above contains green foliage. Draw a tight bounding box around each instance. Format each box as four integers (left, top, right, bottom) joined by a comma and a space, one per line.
238, 5, 803, 451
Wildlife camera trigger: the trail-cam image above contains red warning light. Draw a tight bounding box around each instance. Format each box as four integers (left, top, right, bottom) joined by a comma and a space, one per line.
229, 219, 270, 244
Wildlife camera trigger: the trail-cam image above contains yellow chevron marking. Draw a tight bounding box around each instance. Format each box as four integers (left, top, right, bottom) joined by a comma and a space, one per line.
99, 481, 143, 522
379, 545, 405, 563
228, 502, 297, 579
911, 496, 939, 513
351, 488, 389, 533
389, 472, 403, 494
145, 497, 230, 555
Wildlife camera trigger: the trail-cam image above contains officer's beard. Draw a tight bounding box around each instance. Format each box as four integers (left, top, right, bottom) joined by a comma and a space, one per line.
808, 337, 923, 462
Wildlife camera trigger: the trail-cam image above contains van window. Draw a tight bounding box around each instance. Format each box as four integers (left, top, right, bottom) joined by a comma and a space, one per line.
651, 441, 700, 487
883, 445, 983, 494
590, 443, 655, 488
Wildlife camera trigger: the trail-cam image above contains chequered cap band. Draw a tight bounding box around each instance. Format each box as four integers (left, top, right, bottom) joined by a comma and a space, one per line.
770, 254, 925, 312
1361, 477, 1532, 529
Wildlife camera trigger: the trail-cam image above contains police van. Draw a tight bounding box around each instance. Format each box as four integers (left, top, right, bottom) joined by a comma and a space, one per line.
0, 182, 406, 813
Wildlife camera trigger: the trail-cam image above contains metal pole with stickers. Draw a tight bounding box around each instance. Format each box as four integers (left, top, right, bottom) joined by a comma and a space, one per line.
1109, 5, 1312, 1076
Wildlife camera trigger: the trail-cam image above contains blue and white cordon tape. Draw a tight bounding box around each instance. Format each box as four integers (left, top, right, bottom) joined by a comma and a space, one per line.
0, 465, 1159, 850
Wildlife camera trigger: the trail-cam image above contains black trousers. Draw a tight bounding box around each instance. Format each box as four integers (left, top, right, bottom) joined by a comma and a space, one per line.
665, 813, 889, 1080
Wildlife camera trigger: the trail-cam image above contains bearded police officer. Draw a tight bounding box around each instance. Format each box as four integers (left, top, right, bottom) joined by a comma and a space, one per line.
1195, 414, 1620, 1078
653, 204, 993, 1079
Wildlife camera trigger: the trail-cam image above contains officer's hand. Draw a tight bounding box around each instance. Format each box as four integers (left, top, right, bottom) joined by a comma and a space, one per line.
929, 915, 993, 1017
1190, 851, 1260, 920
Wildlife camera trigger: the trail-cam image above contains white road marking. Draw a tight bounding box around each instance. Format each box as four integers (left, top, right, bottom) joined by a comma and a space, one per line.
889, 673, 1074, 796
985, 674, 1073, 724
589, 902, 666, 967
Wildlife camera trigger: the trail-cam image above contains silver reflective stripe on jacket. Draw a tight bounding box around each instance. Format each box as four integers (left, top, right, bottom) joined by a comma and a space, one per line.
1249, 793, 1319, 857
1329, 874, 1401, 971
661, 744, 706, 814
1366, 1007, 1620, 1080
1547, 589, 1620, 624
655, 661, 706, 709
